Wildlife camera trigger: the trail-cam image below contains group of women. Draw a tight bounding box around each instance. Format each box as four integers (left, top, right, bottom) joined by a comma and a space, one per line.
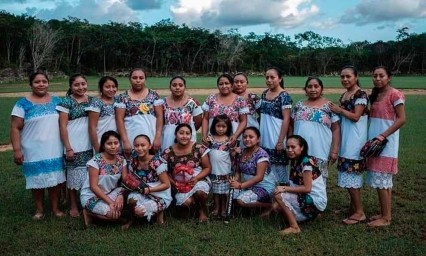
10, 65, 405, 235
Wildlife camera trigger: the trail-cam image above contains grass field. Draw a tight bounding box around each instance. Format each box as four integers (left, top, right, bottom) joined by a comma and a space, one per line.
0, 75, 425, 93
0, 94, 425, 255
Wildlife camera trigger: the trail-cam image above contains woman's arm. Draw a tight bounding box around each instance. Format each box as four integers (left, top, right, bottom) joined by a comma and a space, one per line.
193, 113, 203, 131
231, 161, 268, 189
88, 111, 100, 152
153, 105, 164, 152
190, 153, 211, 185
380, 104, 406, 138
115, 108, 131, 156
231, 113, 247, 144
150, 172, 171, 193
201, 111, 210, 145
329, 121, 341, 163
329, 102, 366, 122
58, 112, 74, 161
10, 116, 24, 165
88, 166, 114, 205
275, 171, 313, 194
276, 108, 291, 152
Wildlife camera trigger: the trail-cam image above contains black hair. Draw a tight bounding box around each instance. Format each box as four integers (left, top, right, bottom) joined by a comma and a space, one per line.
304, 76, 324, 91
217, 73, 234, 86
370, 66, 392, 104
174, 123, 192, 143
133, 134, 151, 145
98, 76, 118, 94
169, 75, 186, 87
286, 135, 309, 165
233, 72, 249, 84
99, 130, 121, 153
210, 114, 233, 137
129, 68, 147, 80
266, 67, 284, 88
29, 71, 49, 86
243, 126, 261, 138
341, 65, 360, 87
67, 74, 87, 96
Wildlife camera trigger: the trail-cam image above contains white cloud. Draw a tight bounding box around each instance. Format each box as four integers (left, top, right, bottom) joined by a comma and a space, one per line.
311, 18, 339, 30
340, 0, 426, 25
170, 0, 320, 29
35, 0, 138, 24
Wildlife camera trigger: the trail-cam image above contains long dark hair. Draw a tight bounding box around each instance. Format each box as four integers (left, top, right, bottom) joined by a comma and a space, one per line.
370, 66, 392, 104
210, 114, 233, 137
99, 130, 121, 153
266, 67, 284, 88
287, 135, 309, 165
67, 74, 87, 96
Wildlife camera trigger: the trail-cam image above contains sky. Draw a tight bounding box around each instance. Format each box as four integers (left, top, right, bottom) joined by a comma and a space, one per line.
1, 0, 425, 43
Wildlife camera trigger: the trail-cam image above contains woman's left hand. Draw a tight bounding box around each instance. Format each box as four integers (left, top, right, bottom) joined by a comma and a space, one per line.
328, 102, 342, 114
229, 135, 237, 147
152, 136, 161, 152
273, 186, 286, 195
275, 142, 284, 154
115, 194, 124, 211
189, 176, 199, 186
329, 152, 338, 164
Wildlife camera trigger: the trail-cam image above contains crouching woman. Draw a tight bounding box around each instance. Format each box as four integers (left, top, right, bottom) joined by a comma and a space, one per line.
273, 135, 327, 236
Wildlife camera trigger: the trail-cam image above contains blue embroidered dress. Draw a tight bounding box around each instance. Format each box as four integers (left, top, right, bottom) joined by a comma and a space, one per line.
11, 96, 66, 189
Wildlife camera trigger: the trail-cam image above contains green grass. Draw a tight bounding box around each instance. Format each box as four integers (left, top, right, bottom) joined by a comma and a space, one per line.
0, 95, 425, 255
1, 76, 425, 93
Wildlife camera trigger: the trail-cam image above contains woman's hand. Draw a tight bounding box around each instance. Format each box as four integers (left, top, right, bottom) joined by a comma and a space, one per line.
189, 176, 199, 186
65, 148, 74, 161
274, 186, 286, 195
229, 135, 237, 146
275, 142, 284, 155
229, 179, 242, 189
122, 140, 132, 157
13, 150, 24, 165
328, 102, 342, 114
115, 194, 124, 211
152, 136, 161, 152
329, 152, 338, 164
202, 135, 209, 146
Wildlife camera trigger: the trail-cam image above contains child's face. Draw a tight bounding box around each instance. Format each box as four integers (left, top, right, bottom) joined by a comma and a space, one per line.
133, 136, 151, 157
215, 121, 228, 136
286, 138, 303, 159
104, 136, 120, 156
242, 129, 259, 148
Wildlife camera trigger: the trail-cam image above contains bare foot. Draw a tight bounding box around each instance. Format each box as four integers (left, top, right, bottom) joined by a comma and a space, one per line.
342, 213, 366, 225
69, 209, 80, 218
53, 210, 66, 218
279, 226, 301, 236
198, 214, 209, 223
367, 218, 390, 227
369, 214, 382, 221
156, 211, 165, 225
121, 220, 133, 230
32, 212, 44, 221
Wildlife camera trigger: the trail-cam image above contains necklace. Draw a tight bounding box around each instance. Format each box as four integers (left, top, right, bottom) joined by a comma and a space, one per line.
242, 147, 259, 162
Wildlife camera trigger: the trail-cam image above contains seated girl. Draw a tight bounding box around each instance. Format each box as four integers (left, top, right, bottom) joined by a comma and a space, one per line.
80, 130, 128, 228
273, 135, 327, 236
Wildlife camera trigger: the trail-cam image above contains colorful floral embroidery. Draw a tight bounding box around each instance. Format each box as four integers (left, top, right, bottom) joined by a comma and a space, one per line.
203, 94, 249, 122
58, 96, 95, 120
161, 143, 208, 178
163, 97, 201, 125
289, 156, 321, 185
292, 101, 336, 129
260, 90, 292, 119
117, 89, 159, 117
89, 153, 125, 175
339, 89, 369, 115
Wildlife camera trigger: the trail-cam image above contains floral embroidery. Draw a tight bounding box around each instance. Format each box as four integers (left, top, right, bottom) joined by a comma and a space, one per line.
260, 90, 292, 119
89, 153, 125, 175
246, 93, 261, 115
202, 94, 249, 122
337, 157, 366, 173
339, 89, 369, 115
15, 96, 62, 121
289, 156, 321, 185
58, 96, 95, 120
291, 101, 337, 129
161, 143, 208, 178
65, 149, 93, 168
129, 154, 164, 183
163, 97, 201, 125
117, 89, 159, 117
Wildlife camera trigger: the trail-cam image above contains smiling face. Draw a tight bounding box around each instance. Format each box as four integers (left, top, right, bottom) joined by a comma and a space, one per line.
242, 128, 260, 149
70, 76, 88, 97
170, 77, 186, 97
217, 77, 232, 96
175, 126, 192, 146
286, 138, 304, 160
129, 69, 146, 91
340, 68, 358, 90
30, 74, 49, 97
133, 136, 151, 158
265, 69, 282, 90
304, 78, 323, 100
373, 67, 391, 90
233, 74, 248, 95
101, 79, 117, 100
103, 135, 120, 156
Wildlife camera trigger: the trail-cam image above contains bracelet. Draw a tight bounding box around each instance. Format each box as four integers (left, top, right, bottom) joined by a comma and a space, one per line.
239, 183, 242, 190
66, 148, 73, 152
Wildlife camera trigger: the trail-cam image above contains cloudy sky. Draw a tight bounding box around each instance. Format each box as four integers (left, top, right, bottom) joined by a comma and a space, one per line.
1, 0, 425, 43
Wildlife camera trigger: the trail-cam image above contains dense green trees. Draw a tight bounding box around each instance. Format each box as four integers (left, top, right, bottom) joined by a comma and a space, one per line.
0, 10, 425, 76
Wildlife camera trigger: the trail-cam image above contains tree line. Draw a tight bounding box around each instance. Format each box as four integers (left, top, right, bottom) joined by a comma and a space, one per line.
1, 10, 425, 77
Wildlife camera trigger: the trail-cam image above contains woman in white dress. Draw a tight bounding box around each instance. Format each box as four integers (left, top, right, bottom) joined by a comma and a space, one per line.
87, 76, 118, 152
115, 68, 163, 158
159, 76, 202, 150
10, 72, 66, 220
57, 74, 94, 217
329, 66, 369, 225
259, 68, 292, 184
